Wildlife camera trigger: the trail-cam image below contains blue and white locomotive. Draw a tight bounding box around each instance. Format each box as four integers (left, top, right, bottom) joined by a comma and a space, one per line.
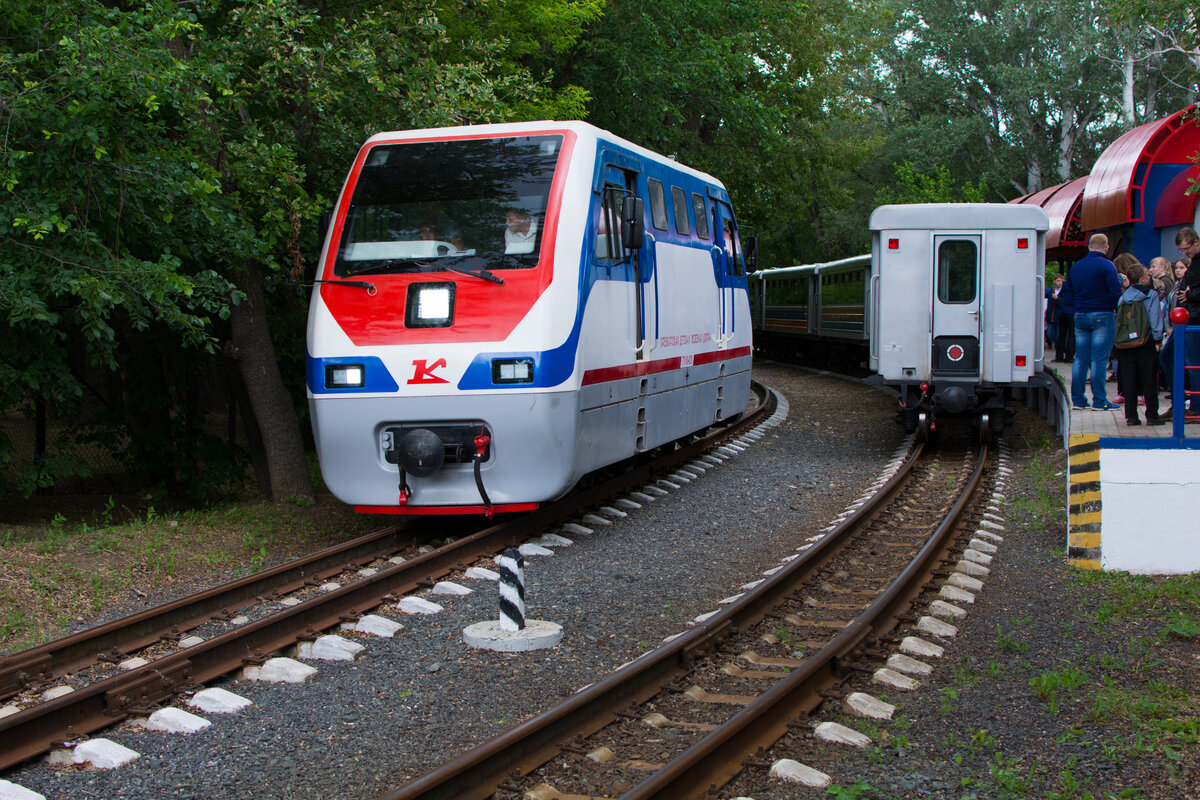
306, 121, 753, 515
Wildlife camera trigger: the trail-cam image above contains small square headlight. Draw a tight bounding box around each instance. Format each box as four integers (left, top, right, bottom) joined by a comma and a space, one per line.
491, 357, 535, 384
406, 282, 455, 328
326, 363, 365, 388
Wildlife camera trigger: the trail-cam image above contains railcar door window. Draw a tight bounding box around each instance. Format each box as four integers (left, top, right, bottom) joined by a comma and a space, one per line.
671, 186, 690, 235
692, 193, 709, 240
333, 134, 562, 277
647, 179, 669, 231
937, 240, 978, 304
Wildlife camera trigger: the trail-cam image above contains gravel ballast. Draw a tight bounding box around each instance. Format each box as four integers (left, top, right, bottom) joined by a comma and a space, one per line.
7, 363, 1198, 800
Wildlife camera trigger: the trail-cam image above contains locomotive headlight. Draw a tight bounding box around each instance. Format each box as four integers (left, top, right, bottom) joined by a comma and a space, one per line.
406, 282, 455, 328
492, 358, 535, 384
326, 363, 365, 388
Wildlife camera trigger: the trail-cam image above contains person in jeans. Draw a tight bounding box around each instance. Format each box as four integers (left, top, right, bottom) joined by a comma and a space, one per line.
1068, 233, 1121, 409
1165, 227, 1200, 419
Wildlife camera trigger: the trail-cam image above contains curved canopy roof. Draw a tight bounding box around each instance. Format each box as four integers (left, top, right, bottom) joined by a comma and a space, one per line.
1081, 104, 1199, 230
1008, 176, 1088, 257
1153, 165, 1199, 227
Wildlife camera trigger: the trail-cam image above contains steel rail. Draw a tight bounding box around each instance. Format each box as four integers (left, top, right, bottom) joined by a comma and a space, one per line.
623, 441, 989, 799
0, 384, 773, 772
381, 433, 931, 800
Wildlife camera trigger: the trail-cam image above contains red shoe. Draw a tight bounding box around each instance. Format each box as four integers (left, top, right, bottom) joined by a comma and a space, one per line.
1114, 395, 1125, 404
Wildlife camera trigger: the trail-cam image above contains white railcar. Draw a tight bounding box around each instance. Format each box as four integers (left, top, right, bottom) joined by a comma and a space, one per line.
868, 203, 1050, 435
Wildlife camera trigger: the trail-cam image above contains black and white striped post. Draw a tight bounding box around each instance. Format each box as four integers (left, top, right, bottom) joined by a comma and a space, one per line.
462, 545, 563, 652
497, 548, 525, 631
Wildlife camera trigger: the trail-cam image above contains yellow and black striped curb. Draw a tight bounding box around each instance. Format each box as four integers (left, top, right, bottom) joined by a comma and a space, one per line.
1067, 434, 1101, 569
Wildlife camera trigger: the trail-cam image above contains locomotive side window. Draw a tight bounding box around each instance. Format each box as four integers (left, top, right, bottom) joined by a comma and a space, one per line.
937, 240, 978, 304
647, 179, 669, 231
671, 186, 689, 235
597, 183, 630, 262
692, 193, 709, 239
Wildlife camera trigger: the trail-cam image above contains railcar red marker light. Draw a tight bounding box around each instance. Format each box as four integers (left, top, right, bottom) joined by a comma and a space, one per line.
888, 238, 899, 250
1015, 355, 1027, 366
1017, 237, 1029, 249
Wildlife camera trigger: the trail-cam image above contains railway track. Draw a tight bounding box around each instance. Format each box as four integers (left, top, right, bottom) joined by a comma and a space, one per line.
0, 384, 775, 773
383, 436, 996, 800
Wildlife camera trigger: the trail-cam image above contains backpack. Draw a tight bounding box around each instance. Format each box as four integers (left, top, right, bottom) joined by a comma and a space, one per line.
1114, 296, 1150, 349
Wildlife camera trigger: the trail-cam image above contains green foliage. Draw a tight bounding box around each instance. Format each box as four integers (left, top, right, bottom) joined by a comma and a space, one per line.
875, 162, 989, 206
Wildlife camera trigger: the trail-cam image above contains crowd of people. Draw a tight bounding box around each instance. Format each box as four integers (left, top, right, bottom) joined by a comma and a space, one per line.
1045, 226, 1200, 426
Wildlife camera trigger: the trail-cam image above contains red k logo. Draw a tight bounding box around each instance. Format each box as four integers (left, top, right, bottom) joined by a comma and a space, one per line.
408, 358, 450, 385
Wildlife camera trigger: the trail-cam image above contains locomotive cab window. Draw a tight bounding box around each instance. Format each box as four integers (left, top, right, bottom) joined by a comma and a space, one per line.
937, 240, 978, 303
333, 134, 562, 277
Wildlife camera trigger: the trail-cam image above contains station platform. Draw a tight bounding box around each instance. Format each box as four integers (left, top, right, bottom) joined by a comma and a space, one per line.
1053, 344, 1200, 576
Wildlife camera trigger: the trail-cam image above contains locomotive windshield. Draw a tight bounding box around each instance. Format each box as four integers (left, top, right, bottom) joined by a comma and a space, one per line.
333, 134, 563, 277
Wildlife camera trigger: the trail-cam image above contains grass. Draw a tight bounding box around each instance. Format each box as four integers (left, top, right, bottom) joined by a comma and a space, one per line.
0, 490, 376, 653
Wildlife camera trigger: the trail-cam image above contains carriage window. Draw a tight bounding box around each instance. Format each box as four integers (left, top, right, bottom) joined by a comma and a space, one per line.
937, 240, 977, 303
692, 194, 709, 239
671, 186, 689, 235
647, 179, 668, 230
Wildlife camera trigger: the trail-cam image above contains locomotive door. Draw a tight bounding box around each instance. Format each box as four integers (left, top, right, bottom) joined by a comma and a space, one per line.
597, 164, 647, 360
712, 200, 743, 346
931, 235, 981, 376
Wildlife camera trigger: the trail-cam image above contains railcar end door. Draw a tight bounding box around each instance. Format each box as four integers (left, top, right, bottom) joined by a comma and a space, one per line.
931, 235, 981, 377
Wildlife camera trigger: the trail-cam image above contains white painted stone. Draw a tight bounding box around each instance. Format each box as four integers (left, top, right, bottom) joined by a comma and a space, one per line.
537, 533, 574, 547
242, 657, 317, 683
975, 529, 1004, 543
814, 721, 872, 746
844, 692, 895, 720
669, 472, 693, 483
298, 634, 365, 661
179, 635, 205, 648
145, 707, 211, 734
465, 566, 499, 581
718, 446, 738, 456
599, 505, 628, 518
319, 582, 342, 593
518, 543, 555, 557
561, 523, 594, 536
955, 559, 990, 577
981, 519, 1005, 531
656, 479, 680, 490
581, 514, 612, 527
886, 653, 933, 676
718, 593, 744, 604
917, 615, 959, 638
948, 572, 984, 592
40, 685, 74, 702
940, 584, 976, 604
0, 779, 46, 800
739, 579, 765, 590
119, 657, 150, 670
357, 567, 378, 577
662, 632, 685, 644
983, 512, 1005, 523
643, 485, 669, 496
769, 759, 831, 788
279, 596, 302, 607
762, 565, 784, 576
691, 610, 720, 624
969, 538, 998, 554
388, 555, 407, 565
629, 492, 656, 503
343, 614, 404, 638
44, 748, 73, 767
462, 619, 563, 652
990, 492, 1006, 502
398, 596, 444, 615
229, 615, 250, 626
963, 549, 993, 566
701, 456, 723, 466
929, 600, 967, 619
0, 705, 19, 719
684, 462, 706, 473
189, 687, 253, 714
432, 581, 473, 595
72, 738, 140, 769
872, 667, 919, 691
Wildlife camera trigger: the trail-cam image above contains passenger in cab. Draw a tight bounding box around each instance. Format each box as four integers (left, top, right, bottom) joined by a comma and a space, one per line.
504, 209, 537, 254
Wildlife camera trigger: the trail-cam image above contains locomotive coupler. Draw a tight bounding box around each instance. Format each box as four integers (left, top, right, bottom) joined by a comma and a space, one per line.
398, 468, 410, 506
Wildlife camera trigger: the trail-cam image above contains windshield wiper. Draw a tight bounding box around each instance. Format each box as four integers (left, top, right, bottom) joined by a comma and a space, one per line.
345, 259, 423, 277
443, 264, 504, 285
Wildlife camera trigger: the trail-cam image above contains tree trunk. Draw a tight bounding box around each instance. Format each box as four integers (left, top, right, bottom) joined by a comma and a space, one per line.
228, 265, 315, 502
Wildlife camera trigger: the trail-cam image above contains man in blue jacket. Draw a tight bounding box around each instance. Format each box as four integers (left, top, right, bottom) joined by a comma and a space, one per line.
1067, 233, 1122, 409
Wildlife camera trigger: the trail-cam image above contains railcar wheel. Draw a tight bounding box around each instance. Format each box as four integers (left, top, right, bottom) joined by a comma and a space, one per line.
914, 411, 930, 443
